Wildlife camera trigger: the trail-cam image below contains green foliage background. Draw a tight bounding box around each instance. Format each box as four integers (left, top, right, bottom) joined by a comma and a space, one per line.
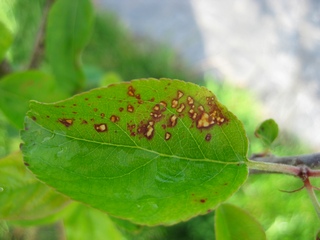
0, 0, 319, 239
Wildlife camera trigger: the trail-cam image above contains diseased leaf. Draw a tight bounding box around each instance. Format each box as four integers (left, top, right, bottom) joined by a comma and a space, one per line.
0, 151, 70, 222
0, 21, 12, 61
255, 119, 279, 147
215, 203, 266, 240
63, 203, 124, 240
0, 70, 68, 128
21, 78, 248, 225
46, 0, 94, 94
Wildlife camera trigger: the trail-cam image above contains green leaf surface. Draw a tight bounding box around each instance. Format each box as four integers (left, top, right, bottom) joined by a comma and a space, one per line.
0, 21, 12, 61
0, 70, 68, 129
0, 221, 9, 239
46, 0, 94, 94
63, 203, 124, 240
215, 203, 266, 240
0, 151, 70, 222
254, 119, 279, 147
21, 78, 248, 225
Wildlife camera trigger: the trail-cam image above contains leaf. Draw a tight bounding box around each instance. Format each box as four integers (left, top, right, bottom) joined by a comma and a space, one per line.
46, 0, 94, 94
0, 70, 68, 128
215, 203, 266, 240
254, 119, 279, 147
0, 151, 70, 222
0, 221, 9, 239
21, 78, 248, 225
0, 21, 12, 61
63, 203, 124, 240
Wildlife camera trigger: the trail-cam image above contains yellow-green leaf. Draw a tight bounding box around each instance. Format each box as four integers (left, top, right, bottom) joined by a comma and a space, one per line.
0, 152, 69, 222
215, 203, 266, 240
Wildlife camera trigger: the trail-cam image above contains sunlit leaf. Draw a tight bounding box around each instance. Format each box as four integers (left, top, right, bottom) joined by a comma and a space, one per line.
0, 151, 70, 222
0, 70, 68, 128
21, 78, 248, 225
46, 0, 94, 94
0, 21, 12, 61
63, 203, 124, 240
254, 119, 279, 147
215, 203, 266, 240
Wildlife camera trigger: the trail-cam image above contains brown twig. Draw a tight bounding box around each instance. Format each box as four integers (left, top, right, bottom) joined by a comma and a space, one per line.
27, 0, 55, 69
0, 59, 11, 77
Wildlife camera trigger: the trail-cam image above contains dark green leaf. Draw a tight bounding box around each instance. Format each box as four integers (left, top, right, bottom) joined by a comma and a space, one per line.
0, 21, 12, 61
215, 203, 266, 240
46, 0, 94, 94
255, 119, 279, 147
0, 70, 68, 128
63, 203, 124, 240
0, 151, 70, 223
21, 78, 248, 225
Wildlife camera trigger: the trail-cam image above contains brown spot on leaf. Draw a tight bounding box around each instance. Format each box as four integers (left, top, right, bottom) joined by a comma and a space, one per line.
171, 99, 178, 108
110, 115, 120, 123
127, 123, 136, 136
97, 95, 102, 98
151, 103, 166, 121
168, 115, 178, 127
177, 90, 184, 99
137, 121, 155, 139
73, 104, 77, 106
119, 107, 124, 112
93, 108, 98, 112
100, 113, 105, 118
205, 133, 212, 141
90, 118, 95, 122
176, 103, 185, 113
197, 113, 215, 129
160, 101, 167, 107
72, 111, 77, 114
24, 162, 30, 166
85, 98, 89, 101
31, 116, 37, 121
198, 105, 204, 112
81, 120, 88, 124
46, 115, 50, 118
187, 96, 194, 105
165, 132, 171, 140
94, 123, 108, 132
150, 97, 155, 102
59, 118, 74, 127
127, 104, 134, 112
128, 86, 136, 96
200, 199, 207, 203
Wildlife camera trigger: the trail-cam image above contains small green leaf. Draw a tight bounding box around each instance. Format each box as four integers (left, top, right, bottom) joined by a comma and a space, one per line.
0, 21, 12, 61
21, 78, 248, 225
63, 203, 124, 240
46, 0, 94, 94
0, 221, 9, 239
0, 151, 70, 222
0, 71, 68, 129
215, 203, 266, 240
255, 118, 279, 147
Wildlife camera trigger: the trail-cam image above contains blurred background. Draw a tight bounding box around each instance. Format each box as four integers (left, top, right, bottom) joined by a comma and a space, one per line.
1, 0, 320, 239
96, 0, 320, 150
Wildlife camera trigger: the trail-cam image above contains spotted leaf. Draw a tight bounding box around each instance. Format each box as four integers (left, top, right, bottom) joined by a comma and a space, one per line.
21, 78, 248, 225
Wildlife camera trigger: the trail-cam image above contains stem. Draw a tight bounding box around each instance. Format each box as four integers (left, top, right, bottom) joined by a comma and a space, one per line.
246, 160, 300, 176
251, 152, 320, 168
27, 0, 55, 69
304, 178, 320, 220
